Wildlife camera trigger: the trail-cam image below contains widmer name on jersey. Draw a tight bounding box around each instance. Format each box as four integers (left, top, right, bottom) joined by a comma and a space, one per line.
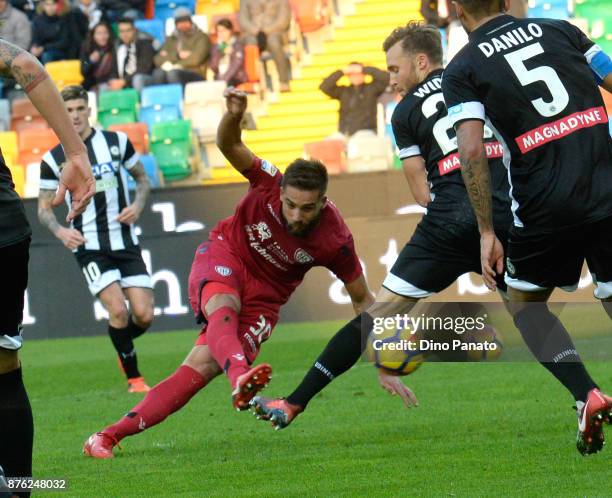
478, 23, 544, 58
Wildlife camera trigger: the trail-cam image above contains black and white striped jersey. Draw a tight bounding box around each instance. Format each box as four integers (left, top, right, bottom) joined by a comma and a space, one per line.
40, 129, 141, 253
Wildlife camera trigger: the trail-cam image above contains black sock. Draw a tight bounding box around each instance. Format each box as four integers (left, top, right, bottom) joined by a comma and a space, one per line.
513, 304, 597, 401
287, 313, 372, 408
108, 325, 141, 379
0, 367, 33, 498
126, 316, 148, 340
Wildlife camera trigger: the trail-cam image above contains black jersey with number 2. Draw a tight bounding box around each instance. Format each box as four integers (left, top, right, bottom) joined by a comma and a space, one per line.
443, 15, 612, 231
392, 68, 511, 226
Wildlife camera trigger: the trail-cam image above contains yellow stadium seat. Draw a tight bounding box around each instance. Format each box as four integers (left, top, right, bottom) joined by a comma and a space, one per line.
0, 131, 18, 166
195, 0, 237, 19
7, 164, 25, 197
45, 60, 83, 90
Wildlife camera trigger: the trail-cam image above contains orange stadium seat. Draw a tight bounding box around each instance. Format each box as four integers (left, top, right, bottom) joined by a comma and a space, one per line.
109, 122, 150, 154
44, 60, 83, 90
236, 44, 261, 94
601, 88, 612, 116
304, 139, 346, 174
289, 0, 330, 33
18, 128, 59, 166
10, 98, 48, 133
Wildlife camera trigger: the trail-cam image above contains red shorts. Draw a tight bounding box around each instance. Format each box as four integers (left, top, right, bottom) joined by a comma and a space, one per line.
188, 235, 283, 363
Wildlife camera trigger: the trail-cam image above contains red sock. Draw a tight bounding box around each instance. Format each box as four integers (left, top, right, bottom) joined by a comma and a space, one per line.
205, 306, 249, 388
103, 365, 207, 442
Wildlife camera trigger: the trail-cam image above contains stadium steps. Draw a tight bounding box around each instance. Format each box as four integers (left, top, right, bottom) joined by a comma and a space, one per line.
204, 0, 420, 184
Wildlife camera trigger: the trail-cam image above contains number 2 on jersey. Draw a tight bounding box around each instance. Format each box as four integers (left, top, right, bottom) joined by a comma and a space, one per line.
504, 42, 569, 117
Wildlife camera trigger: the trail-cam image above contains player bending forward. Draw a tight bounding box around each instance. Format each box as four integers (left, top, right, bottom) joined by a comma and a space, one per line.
83, 88, 374, 458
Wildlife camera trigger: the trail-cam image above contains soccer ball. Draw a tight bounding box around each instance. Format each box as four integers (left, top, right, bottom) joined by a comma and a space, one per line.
365, 327, 426, 376
463, 325, 504, 361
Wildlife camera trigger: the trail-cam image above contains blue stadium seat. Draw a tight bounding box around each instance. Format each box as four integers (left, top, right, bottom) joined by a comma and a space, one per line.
154, 0, 195, 22
139, 84, 183, 131
528, 4, 569, 19
135, 19, 166, 45
127, 154, 163, 190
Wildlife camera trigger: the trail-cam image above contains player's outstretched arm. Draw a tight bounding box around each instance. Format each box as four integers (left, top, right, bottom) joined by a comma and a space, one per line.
117, 162, 151, 225
0, 40, 95, 221
456, 120, 503, 290
345, 274, 375, 315
216, 88, 255, 174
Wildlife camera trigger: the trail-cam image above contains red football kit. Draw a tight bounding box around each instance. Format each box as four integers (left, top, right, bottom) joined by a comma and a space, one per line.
188, 157, 363, 362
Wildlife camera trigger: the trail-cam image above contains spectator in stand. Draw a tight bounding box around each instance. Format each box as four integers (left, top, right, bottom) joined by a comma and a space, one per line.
30, 0, 72, 64
0, 0, 32, 49
66, 0, 106, 59
113, 17, 155, 92
74, 0, 104, 30
239, 0, 291, 92
209, 18, 247, 87
80, 21, 120, 91
10, 0, 37, 19
320, 63, 389, 138
98, 0, 144, 23
153, 7, 211, 87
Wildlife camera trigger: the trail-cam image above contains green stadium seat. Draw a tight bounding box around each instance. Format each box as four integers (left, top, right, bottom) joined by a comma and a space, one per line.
150, 120, 192, 181
98, 89, 139, 128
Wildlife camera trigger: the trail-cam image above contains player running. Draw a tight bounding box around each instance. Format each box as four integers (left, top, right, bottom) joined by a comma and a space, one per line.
441, 0, 612, 454
38, 86, 154, 394
82, 88, 374, 458
251, 22, 513, 429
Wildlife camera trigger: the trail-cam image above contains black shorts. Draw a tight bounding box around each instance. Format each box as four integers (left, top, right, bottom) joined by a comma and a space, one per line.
383, 216, 508, 298
506, 215, 612, 298
0, 238, 29, 351
75, 247, 152, 296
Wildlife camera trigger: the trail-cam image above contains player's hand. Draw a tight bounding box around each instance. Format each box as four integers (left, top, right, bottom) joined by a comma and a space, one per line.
54, 151, 96, 223
117, 204, 141, 225
56, 227, 86, 250
378, 370, 418, 408
480, 231, 504, 291
224, 87, 247, 117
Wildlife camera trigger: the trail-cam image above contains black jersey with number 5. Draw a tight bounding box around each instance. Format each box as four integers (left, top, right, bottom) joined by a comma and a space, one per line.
443, 15, 612, 230
392, 68, 511, 226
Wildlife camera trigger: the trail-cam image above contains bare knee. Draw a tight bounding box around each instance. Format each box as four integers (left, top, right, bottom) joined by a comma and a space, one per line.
182, 346, 222, 380
131, 299, 154, 329
107, 300, 129, 328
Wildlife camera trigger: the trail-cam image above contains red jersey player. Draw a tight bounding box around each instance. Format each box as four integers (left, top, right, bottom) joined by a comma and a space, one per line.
83, 88, 374, 458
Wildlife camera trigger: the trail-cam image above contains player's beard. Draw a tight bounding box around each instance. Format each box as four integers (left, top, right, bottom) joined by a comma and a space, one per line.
285, 212, 322, 238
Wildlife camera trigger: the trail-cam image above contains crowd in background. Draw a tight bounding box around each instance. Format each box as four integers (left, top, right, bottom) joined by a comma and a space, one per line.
0, 0, 294, 95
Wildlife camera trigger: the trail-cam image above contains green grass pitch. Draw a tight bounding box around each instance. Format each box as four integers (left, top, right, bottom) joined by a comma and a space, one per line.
22, 320, 612, 497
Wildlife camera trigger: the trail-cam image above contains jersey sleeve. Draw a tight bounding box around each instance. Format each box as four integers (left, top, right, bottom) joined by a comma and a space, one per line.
39, 152, 60, 191
391, 104, 422, 160
442, 62, 486, 128
326, 231, 363, 284
562, 20, 596, 55
117, 132, 140, 170
243, 156, 282, 189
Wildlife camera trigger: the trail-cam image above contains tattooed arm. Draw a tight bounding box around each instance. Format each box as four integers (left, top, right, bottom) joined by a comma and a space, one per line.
0, 40, 95, 220
456, 120, 504, 290
38, 189, 86, 250
117, 162, 151, 225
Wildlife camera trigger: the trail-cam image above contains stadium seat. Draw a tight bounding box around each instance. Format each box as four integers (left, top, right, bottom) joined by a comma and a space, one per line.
135, 19, 166, 45
139, 84, 183, 131
108, 122, 150, 154
18, 128, 59, 166
195, 0, 237, 18
289, 0, 331, 33
165, 14, 208, 35
304, 139, 346, 174
0, 131, 18, 167
98, 89, 139, 128
236, 45, 262, 94
601, 88, 612, 116
150, 120, 192, 181
346, 131, 391, 173
10, 98, 48, 133
8, 163, 25, 197
24, 162, 40, 198
528, 4, 569, 19
126, 154, 163, 189
0, 99, 10, 131
44, 60, 83, 90
154, 0, 195, 22
184, 101, 224, 143
184, 80, 226, 105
